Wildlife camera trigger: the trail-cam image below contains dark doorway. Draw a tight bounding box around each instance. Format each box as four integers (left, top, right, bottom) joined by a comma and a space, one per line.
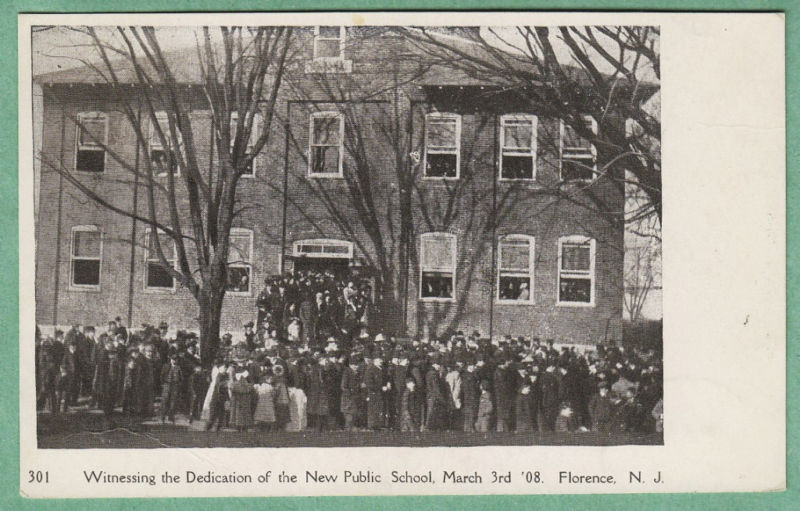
293, 256, 350, 278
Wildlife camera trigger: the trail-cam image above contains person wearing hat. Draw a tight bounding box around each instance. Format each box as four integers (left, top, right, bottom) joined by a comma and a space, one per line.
364, 355, 386, 430
340, 354, 361, 431
475, 379, 493, 433
493, 356, 516, 432
160, 354, 184, 423
461, 359, 479, 432
539, 362, 560, 431
244, 321, 256, 351
399, 376, 421, 432
424, 355, 448, 431
589, 380, 615, 433
307, 352, 330, 431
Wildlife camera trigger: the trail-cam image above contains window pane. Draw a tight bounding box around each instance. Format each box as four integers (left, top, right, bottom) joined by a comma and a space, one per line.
73, 230, 100, 257
421, 272, 453, 299
318, 26, 341, 38
79, 119, 105, 146
426, 119, 457, 148
499, 275, 530, 301
425, 153, 457, 177
311, 146, 339, 174
500, 240, 529, 271
562, 244, 591, 272
501, 155, 533, 179
561, 157, 594, 180
148, 233, 174, 260
559, 277, 591, 303
76, 149, 105, 172
422, 236, 454, 270
312, 116, 341, 145
503, 122, 532, 150
563, 122, 593, 150
72, 260, 100, 286
226, 266, 251, 293
316, 39, 341, 58
229, 233, 251, 263
147, 262, 174, 289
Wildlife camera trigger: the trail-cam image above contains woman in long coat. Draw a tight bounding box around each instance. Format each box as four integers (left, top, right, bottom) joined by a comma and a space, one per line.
340, 361, 360, 430
306, 361, 329, 430
229, 373, 255, 431
253, 374, 277, 430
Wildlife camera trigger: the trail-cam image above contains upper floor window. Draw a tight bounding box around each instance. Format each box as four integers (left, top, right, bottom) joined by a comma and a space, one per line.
557, 235, 596, 306
226, 228, 253, 295
500, 114, 537, 180
313, 26, 345, 60
149, 111, 180, 177
497, 235, 534, 303
424, 113, 460, 179
145, 228, 177, 292
560, 115, 598, 181
70, 225, 102, 289
420, 232, 456, 301
230, 111, 261, 177
75, 112, 107, 173
309, 111, 344, 178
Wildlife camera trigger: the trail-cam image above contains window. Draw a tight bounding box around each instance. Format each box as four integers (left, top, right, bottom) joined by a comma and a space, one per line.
420, 233, 456, 300
497, 235, 534, 303
309, 112, 344, 177
557, 235, 596, 305
70, 226, 101, 289
145, 229, 177, 291
500, 115, 537, 180
75, 112, 107, 172
560, 115, 598, 181
424, 113, 460, 179
148, 111, 180, 176
226, 228, 253, 294
313, 26, 345, 60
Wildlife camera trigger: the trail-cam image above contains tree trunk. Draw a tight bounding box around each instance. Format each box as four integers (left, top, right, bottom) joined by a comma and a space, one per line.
198, 286, 225, 367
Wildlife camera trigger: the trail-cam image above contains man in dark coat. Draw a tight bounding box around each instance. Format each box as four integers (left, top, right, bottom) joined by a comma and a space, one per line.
244, 321, 257, 351
61, 341, 79, 406
539, 364, 561, 431
306, 356, 330, 430
76, 326, 94, 398
364, 356, 385, 430
493, 358, 515, 432
160, 355, 183, 423
589, 381, 615, 433
340, 357, 361, 431
424, 357, 447, 431
298, 293, 322, 346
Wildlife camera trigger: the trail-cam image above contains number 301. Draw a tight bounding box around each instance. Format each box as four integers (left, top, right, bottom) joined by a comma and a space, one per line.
27, 470, 49, 483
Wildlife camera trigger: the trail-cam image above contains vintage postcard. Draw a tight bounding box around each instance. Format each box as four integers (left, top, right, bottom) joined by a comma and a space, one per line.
19, 11, 784, 497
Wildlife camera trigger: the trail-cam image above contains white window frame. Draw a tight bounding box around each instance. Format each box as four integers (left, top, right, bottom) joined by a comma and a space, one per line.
556, 235, 596, 307
423, 112, 461, 180
559, 115, 598, 181
69, 225, 102, 291
226, 228, 254, 296
308, 111, 344, 178
496, 234, 535, 305
313, 26, 345, 61
419, 232, 457, 302
144, 228, 178, 293
148, 111, 182, 177
499, 114, 537, 181
75, 111, 108, 173
230, 111, 261, 178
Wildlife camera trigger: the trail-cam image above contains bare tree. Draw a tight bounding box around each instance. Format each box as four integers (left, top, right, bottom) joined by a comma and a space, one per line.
393, 26, 661, 226
624, 238, 660, 321
38, 26, 294, 365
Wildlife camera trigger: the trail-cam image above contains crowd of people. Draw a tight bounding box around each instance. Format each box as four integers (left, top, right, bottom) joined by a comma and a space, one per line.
35, 270, 663, 436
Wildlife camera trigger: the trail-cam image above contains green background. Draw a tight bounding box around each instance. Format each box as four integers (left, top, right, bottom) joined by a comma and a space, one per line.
2, 1, 793, 509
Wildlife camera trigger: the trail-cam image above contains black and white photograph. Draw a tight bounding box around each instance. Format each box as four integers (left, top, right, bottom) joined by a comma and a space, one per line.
28, 22, 664, 449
